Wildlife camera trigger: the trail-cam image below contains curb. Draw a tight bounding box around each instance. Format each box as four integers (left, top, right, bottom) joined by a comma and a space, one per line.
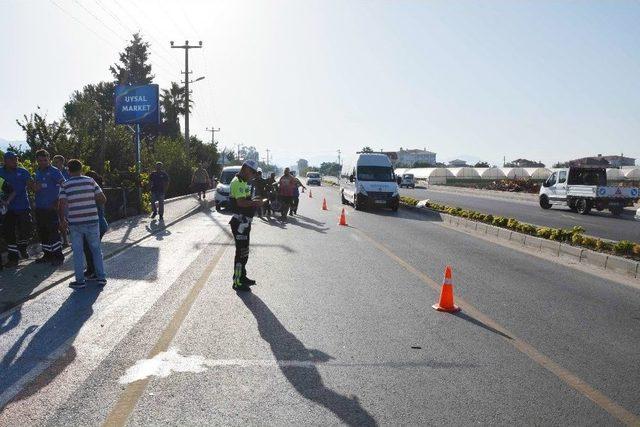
401, 202, 640, 280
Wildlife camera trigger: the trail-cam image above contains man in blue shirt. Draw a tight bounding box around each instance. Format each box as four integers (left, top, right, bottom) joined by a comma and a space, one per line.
52, 154, 71, 247
34, 149, 66, 265
0, 151, 34, 267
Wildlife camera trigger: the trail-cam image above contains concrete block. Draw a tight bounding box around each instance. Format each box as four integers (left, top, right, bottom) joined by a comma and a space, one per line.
510, 231, 526, 246
604, 255, 639, 278
476, 223, 488, 234
559, 244, 583, 262
524, 235, 543, 251
498, 228, 512, 241
581, 250, 608, 269
487, 225, 500, 237
540, 239, 561, 257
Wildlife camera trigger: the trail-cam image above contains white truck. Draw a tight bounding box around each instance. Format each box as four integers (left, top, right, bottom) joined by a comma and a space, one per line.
539, 166, 639, 215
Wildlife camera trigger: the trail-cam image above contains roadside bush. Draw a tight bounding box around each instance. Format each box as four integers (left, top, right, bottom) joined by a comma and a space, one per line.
518, 223, 538, 235
595, 240, 613, 252
581, 236, 597, 249
506, 218, 520, 230
536, 227, 552, 239
613, 240, 635, 256
571, 234, 584, 246
492, 216, 508, 227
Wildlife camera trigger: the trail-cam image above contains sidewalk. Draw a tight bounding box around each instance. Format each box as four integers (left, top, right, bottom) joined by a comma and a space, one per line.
0, 191, 213, 314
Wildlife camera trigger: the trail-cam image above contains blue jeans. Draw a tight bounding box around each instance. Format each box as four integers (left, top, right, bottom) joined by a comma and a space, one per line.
70, 223, 105, 283
151, 191, 165, 216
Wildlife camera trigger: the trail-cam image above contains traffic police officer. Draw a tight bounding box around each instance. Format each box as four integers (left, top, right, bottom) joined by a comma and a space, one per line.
34, 149, 66, 265
229, 160, 263, 292
0, 151, 34, 267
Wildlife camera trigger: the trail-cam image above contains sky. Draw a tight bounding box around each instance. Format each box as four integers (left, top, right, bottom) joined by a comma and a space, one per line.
1, 0, 639, 168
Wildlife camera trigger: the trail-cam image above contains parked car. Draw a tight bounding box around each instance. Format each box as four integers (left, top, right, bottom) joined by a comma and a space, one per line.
214, 166, 242, 211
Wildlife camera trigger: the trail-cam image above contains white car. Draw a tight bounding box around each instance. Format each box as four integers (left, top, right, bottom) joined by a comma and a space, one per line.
214, 166, 242, 211
306, 172, 321, 186
400, 173, 416, 188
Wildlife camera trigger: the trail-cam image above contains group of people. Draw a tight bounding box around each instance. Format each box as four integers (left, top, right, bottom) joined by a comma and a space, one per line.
251, 167, 306, 222
0, 150, 108, 288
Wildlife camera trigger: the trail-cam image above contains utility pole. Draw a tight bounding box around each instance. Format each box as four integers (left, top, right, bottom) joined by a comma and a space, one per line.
337, 149, 342, 178
170, 40, 203, 152
205, 126, 220, 145
236, 143, 242, 161
266, 149, 270, 166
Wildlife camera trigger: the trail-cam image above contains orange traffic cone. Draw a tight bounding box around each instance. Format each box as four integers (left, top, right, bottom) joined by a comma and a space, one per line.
432, 266, 460, 312
338, 208, 347, 226
309, 189, 313, 198
322, 198, 328, 211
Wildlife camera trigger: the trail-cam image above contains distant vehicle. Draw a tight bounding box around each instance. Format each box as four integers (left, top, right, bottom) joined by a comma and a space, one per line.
400, 173, 416, 188
306, 171, 321, 186
636, 207, 640, 221
214, 166, 242, 211
539, 166, 639, 215
340, 153, 399, 211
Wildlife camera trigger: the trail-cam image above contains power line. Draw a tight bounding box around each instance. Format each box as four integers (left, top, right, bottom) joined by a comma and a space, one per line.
49, 0, 120, 50
71, 0, 126, 42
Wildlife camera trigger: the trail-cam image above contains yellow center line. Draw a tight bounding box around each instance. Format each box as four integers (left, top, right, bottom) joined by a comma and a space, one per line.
352, 227, 640, 427
102, 241, 230, 427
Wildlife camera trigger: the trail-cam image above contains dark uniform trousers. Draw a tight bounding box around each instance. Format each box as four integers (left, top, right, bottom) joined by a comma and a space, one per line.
35, 208, 63, 260
230, 216, 251, 283
3, 210, 33, 261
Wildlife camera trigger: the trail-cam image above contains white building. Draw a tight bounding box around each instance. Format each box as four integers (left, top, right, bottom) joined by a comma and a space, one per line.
396, 148, 436, 166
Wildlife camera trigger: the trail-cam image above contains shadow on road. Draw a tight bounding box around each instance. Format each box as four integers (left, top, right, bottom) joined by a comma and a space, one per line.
239, 293, 377, 426
0, 286, 102, 408
452, 311, 512, 340
287, 217, 329, 234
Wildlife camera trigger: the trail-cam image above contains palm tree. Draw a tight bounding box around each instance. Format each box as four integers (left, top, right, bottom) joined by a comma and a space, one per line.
160, 82, 191, 139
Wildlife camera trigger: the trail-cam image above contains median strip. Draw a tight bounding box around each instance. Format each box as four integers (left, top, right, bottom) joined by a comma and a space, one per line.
399, 196, 640, 280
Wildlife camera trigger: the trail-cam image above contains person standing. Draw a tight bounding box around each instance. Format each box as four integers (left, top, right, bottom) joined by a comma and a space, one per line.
52, 154, 71, 247
58, 159, 107, 289
83, 170, 109, 279
229, 160, 263, 292
149, 162, 169, 220
278, 168, 296, 221
0, 151, 34, 267
0, 174, 16, 271
191, 163, 211, 200
252, 169, 267, 218
33, 149, 66, 266
290, 176, 307, 216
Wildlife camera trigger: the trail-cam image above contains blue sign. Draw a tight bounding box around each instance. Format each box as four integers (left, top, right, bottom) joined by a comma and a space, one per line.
114, 84, 160, 125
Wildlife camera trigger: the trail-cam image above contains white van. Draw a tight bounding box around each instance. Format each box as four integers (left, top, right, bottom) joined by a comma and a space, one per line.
340, 153, 399, 211
214, 166, 242, 211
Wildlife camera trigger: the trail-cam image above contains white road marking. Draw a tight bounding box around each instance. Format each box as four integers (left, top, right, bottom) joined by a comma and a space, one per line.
119, 348, 317, 384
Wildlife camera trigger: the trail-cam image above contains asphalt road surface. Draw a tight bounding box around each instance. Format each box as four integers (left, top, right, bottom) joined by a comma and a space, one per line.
401, 186, 639, 242
1, 187, 639, 425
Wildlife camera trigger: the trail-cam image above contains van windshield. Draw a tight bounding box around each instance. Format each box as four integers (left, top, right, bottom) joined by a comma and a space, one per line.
307, 173, 320, 178
220, 170, 238, 184
357, 166, 394, 182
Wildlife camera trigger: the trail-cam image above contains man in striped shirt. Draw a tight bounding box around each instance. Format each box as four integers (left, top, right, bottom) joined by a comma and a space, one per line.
58, 159, 107, 289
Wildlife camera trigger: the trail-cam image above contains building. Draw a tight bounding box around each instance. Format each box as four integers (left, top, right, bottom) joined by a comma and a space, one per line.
396, 148, 436, 166
602, 155, 635, 167
382, 151, 399, 165
506, 158, 545, 168
447, 159, 468, 167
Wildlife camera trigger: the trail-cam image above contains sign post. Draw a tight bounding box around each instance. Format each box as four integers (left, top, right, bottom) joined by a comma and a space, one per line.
114, 84, 160, 213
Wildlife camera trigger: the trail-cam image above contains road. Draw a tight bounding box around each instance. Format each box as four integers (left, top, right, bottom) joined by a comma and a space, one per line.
401, 186, 639, 242
1, 187, 639, 425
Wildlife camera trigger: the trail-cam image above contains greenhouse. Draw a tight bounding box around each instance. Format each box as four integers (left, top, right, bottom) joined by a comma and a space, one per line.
524, 167, 552, 180
501, 167, 530, 180
475, 167, 507, 180
448, 167, 481, 180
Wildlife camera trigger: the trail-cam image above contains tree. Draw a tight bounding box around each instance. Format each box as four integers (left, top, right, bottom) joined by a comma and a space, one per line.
474, 161, 490, 168
160, 82, 188, 139
110, 33, 154, 85
361, 146, 374, 153
297, 159, 309, 175
15, 107, 70, 160
319, 162, 341, 176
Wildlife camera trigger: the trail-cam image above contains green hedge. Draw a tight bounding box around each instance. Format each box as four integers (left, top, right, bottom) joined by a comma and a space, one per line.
399, 196, 640, 261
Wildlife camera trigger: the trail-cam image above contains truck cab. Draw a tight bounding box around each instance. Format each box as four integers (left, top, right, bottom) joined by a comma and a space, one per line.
340, 153, 400, 211
539, 166, 638, 215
